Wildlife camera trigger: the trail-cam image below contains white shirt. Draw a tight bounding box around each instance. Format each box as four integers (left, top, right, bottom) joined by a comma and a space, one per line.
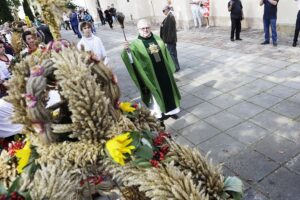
63, 14, 69, 21
77, 34, 108, 65
0, 99, 23, 138
0, 54, 12, 81
191, 0, 200, 8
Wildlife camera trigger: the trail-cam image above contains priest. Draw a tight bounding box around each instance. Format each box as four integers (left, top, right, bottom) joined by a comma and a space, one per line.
121, 19, 181, 120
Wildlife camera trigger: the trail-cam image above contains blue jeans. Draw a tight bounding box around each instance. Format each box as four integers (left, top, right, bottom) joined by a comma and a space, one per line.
166, 43, 180, 71
71, 24, 82, 38
263, 18, 277, 43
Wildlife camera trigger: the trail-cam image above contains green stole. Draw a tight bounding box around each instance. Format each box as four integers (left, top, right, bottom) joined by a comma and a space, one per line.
121, 33, 181, 113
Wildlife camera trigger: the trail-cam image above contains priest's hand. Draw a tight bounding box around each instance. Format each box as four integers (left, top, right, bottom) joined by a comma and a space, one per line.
124, 41, 130, 50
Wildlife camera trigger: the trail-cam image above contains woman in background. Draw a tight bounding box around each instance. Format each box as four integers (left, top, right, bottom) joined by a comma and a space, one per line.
201, 0, 210, 28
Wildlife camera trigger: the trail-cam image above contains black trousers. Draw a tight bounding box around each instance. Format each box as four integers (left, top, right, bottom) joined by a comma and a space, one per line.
293, 11, 300, 43
231, 18, 241, 39
64, 21, 71, 30
166, 43, 180, 71
106, 18, 113, 29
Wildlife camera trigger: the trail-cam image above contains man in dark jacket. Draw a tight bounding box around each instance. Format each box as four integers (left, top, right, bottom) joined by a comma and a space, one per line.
37, 21, 54, 44
109, 4, 117, 21
104, 6, 113, 29
228, 0, 243, 41
160, 6, 180, 72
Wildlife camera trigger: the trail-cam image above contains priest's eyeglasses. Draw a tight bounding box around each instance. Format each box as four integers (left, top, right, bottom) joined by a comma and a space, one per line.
139, 27, 150, 30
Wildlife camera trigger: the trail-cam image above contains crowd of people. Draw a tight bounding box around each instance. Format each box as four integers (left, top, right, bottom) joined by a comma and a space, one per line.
0, 14, 59, 143
61, 3, 117, 38
0, 18, 54, 94
228, 0, 300, 47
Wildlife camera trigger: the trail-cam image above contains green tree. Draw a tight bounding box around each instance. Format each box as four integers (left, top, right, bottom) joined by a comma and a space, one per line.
0, 0, 14, 23
22, 0, 35, 21
7, 0, 21, 9
66, 1, 77, 10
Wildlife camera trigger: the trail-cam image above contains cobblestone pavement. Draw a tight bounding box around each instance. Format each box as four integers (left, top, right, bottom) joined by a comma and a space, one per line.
62, 24, 300, 200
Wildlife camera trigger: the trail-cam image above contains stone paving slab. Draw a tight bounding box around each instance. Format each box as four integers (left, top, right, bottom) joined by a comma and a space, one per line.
253, 134, 300, 163
225, 149, 279, 182
198, 133, 246, 164
62, 24, 300, 200
225, 121, 270, 146
258, 167, 300, 200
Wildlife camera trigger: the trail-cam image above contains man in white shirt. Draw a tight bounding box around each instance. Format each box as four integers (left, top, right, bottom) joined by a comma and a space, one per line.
293, 0, 300, 47
77, 22, 108, 65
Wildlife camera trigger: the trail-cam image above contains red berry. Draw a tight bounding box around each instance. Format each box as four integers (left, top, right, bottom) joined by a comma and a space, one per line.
150, 160, 159, 168
0, 194, 6, 200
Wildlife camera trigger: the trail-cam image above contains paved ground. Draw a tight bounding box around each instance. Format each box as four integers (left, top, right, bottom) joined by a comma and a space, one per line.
62, 24, 300, 200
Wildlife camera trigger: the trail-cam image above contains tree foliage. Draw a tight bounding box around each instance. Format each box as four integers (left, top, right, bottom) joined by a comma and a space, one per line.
0, 0, 14, 23
22, 0, 35, 21
66, 1, 77, 10
7, 0, 21, 9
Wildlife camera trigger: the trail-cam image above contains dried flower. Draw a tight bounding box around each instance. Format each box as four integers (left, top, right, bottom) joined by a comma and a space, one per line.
25, 94, 37, 108
8, 141, 25, 157
30, 65, 45, 77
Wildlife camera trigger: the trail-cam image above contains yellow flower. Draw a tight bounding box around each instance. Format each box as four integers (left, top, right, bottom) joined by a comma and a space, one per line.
15, 141, 31, 173
106, 132, 135, 166
119, 102, 136, 113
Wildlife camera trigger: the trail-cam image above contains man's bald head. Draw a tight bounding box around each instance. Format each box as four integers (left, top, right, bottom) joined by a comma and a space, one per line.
137, 19, 150, 29
137, 19, 152, 38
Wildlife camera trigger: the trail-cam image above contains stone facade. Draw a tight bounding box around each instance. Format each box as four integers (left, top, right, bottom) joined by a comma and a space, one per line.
79, 0, 298, 34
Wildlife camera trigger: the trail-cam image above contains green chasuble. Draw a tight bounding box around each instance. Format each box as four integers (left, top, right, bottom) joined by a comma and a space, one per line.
121, 33, 181, 113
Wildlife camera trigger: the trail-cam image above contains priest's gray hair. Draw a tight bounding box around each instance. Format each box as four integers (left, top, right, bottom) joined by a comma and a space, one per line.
137, 19, 151, 29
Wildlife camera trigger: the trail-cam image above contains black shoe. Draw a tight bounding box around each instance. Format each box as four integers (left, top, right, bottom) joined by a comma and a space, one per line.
175, 68, 180, 73
231, 38, 234, 42
170, 114, 179, 120
236, 38, 242, 41
293, 42, 297, 47
160, 121, 166, 130
273, 42, 277, 47
261, 41, 270, 45
158, 114, 170, 121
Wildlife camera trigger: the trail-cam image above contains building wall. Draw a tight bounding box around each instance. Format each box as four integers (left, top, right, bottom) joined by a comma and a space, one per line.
85, 0, 299, 33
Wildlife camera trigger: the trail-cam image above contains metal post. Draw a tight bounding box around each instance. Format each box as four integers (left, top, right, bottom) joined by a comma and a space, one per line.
150, 0, 156, 17
96, 0, 101, 9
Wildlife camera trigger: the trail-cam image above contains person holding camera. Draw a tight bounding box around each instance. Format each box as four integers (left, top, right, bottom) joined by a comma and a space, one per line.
228, 0, 244, 41
260, 0, 279, 47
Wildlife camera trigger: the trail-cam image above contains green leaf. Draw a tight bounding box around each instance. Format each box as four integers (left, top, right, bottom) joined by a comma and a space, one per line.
142, 131, 155, 144
224, 176, 243, 193
161, 157, 173, 164
130, 132, 141, 149
232, 192, 243, 200
7, 177, 21, 193
136, 161, 152, 168
19, 191, 32, 200
224, 176, 244, 200
134, 145, 153, 160
132, 158, 148, 166
0, 182, 8, 195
